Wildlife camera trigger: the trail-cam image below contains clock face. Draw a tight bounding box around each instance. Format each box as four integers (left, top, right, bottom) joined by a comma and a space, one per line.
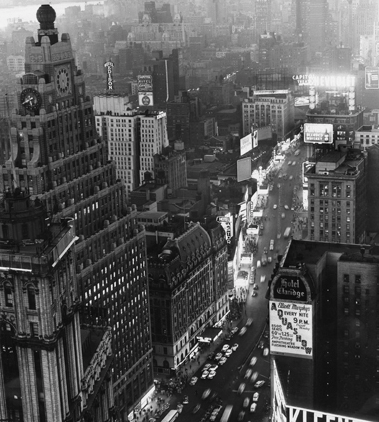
20, 88, 42, 112
141, 95, 151, 105
55, 65, 71, 96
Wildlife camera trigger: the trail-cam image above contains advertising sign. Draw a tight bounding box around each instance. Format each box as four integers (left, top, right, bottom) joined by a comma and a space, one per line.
272, 360, 287, 422
216, 213, 233, 244
304, 123, 333, 144
240, 133, 253, 156
270, 301, 313, 358
292, 74, 356, 88
138, 92, 154, 107
104, 61, 114, 90
237, 157, 252, 182
137, 74, 153, 92
365, 67, 379, 89
273, 275, 308, 301
252, 130, 258, 148
287, 406, 371, 422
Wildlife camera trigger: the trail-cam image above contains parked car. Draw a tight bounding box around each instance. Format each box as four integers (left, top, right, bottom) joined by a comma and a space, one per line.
209, 365, 218, 372
251, 372, 259, 383
263, 348, 269, 357
253, 392, 260, 402
222, 345, 230, 352
239, 327, 247, 336
190, 376, 198, 386
250, 403, 257, 413
201, 371, 209, 379
219, 357, 227, 365
243, 397, 250, 408
232, 343, 239, 351
250, 357, 257, 366
225, 349, 233, 357
215, 353, 223, 361
254, 380, 265, 388
246, 318, 253, 326
208, 371, 216, 379
204, 363, 212, 370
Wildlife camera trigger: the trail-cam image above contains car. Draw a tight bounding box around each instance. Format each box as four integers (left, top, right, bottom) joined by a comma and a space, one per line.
193, 403, 201, 414
250, 357, 257, 366
183, 395, 189, 404
253, 392, 260, 402
291, 207, 294, 211
190, 376, 198, 386
260, 275, 266, 283
202, 388, 212, 399
251, 372, 259, 383
232, 327, 239, 335
268, 256, 272, 263
231, 343, 239, 351
245, 369, 253, 379
269, 184, 273, 191
263, 247, 268, 254
284, 205, 289, 210
208, 371, 217, 379
269, 239, 274, 250
222, 344, 230, 352
250, 403, 257, 413
239, 327, 247, 336
292, 161, 296, 165
219, 357, 227, 365
258, 341, 265, 349
243, 397, 250, 408
225, 349, 233, 357
289, 175, 293, 180
288, 161, 292, 165
257, 260, 261, 268
273, 204, 278, 209
215, 353, 223, 361
264, 332, 269, 339
201, 371, 209, 379
281, 213, 285, 219
253, 284, 258, 290
254, 380, 265, 388
238, 383, 246, 395
246, 318, 253, 326
263, 348, 269, 356
252, 291, 257, 297
209, 365, 219, 372
204, 363, 212, 370
238, 410, 246, 421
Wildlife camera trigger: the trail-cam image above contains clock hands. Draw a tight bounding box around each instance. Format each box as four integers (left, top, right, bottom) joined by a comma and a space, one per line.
22, 95, 36, 106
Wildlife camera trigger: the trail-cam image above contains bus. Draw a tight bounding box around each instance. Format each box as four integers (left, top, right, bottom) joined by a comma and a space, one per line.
220, 405, 233, 422
284, 227, 291, 239
161, 410, 179, 422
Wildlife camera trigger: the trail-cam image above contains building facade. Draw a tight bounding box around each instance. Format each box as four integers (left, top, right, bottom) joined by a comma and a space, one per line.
154, 149, 187, 195
0, 6, 153, 421
306, 150, 367, 244
242, 90, 294, 141
148, 222, 229, 374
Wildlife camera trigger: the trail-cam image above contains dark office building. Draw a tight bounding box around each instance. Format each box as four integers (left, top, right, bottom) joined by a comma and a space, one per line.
270, 239, 379, 422
0, 5, 153, 421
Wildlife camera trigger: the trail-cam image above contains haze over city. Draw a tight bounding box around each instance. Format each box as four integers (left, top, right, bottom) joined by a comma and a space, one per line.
0, 1, 379, 422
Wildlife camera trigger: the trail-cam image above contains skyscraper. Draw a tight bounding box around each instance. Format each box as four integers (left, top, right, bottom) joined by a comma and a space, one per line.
1, 5, 153, 420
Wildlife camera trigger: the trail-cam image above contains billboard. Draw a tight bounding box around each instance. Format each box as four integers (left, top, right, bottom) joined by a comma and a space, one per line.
292, 74, 356, 88
303, 123, 333, 144
269, 300, 313, 358
252, 130, 258, 148
137, 74, 153, 92
287, 406, 371, 422
240, 133, 253, 156
365, 67, 379, 89
237, 157, 252, 182
216, 213, 233, 244
138, 92, 154, 107
257, 126, 272, 141
104, 61, 114, 90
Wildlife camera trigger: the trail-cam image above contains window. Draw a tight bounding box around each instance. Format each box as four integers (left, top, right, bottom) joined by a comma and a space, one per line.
28, 286, 36, 310
30, 322, 39, 337
355, 275, 361, 284
343, 274, 349, 283
5, 283, 13, 307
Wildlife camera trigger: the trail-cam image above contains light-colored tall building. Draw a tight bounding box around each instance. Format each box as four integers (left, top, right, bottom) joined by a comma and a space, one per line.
94, 95, 169, 199
242, 89, 294, 141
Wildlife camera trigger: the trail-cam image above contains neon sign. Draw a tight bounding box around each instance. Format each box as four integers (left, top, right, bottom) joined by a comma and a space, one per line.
104, 61, 114, 90
292, 74, 355, 88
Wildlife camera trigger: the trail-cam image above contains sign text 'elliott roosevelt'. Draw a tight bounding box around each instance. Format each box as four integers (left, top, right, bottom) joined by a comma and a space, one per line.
270, 301, 313, 358
288, 406, 372, 422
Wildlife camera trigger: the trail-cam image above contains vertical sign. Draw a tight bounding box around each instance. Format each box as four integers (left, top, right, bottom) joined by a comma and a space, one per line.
104, 61, 114, 90
365, 67, 379, 89
137, 74, 154, 106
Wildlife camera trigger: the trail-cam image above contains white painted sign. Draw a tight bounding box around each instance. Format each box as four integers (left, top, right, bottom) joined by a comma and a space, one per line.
288, 406, 372, 422
270, 301, 313, 358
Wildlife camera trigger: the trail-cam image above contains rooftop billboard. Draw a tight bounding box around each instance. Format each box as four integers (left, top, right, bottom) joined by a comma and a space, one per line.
237, 157, 252, 182
304, 123, 333, 144
240, 133, 253, 156
365, 67, 379, 90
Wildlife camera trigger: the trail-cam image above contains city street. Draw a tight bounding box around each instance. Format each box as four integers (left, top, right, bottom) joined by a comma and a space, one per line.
154, 144, 306, 422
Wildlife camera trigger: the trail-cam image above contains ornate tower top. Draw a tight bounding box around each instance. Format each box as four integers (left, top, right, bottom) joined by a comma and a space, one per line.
36, 4, 58, 45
